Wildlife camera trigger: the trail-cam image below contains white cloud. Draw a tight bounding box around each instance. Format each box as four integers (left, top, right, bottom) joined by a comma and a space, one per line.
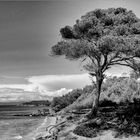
27, 73, 91, 91
0, 87, 72, 102
0, 71, 132, 102
0, 73, 91, 102
0, 84, 36, 92
40, 88, 72, 96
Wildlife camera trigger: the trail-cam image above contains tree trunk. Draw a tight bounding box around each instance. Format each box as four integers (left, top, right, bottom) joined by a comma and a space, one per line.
86, 76, 103, 119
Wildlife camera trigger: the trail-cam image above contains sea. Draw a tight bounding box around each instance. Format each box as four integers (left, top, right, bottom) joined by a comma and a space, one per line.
0, 104, 49, 140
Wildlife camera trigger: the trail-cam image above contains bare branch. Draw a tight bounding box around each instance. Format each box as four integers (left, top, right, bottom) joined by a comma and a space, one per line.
109, 62, 135, 70
101, 52, 119, 73
111, 56, 135, 64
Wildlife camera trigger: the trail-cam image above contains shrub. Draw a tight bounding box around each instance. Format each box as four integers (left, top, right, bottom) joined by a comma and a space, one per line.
51, 89, 83, 112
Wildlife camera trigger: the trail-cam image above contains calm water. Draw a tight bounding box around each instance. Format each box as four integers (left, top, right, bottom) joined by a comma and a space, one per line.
0, 105, 47, 140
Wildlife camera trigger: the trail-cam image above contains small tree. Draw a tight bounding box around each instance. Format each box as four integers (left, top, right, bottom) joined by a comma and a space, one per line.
51, 8, 140, 118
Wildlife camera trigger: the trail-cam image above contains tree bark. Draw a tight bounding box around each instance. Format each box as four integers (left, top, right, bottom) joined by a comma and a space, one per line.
86, 75, 103, 119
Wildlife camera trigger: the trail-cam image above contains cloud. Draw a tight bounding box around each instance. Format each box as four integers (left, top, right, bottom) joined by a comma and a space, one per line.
0, 72, 132, 102
27, 73, 91, 91
0, 73, 91, 102
0, 87, 72, 102
40, 88, 72, 96
0, 84, 36, 92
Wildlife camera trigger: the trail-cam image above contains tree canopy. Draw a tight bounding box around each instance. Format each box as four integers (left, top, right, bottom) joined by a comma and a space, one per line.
51, 8, 140, 76
51, 7, 140, 117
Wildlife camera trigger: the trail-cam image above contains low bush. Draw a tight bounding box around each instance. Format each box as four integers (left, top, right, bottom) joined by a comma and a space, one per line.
51, 89, 83, 112
51, 76, 140, 112
99, 99, 117, 107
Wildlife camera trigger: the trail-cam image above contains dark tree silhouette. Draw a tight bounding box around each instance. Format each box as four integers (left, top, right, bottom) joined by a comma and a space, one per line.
51, 8, 140, 118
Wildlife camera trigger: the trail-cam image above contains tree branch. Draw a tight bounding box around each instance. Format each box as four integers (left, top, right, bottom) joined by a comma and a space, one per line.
111, 56, 135, 64
110, 62, 135, 70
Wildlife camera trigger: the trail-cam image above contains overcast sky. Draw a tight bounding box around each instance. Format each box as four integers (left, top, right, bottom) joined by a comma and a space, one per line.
0, 0, 139, 102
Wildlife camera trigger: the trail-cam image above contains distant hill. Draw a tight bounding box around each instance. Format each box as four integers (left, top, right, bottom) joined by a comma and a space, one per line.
22, 100, 51, 106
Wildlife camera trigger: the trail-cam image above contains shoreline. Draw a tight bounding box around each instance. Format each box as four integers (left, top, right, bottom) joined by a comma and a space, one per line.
23, 116, 57, 140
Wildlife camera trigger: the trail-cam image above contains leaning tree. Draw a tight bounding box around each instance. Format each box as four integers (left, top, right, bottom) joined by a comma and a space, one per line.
51, 8, 140, 118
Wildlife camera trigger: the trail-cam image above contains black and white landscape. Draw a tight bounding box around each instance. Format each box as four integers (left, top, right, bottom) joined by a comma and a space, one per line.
1, 0, 140, 140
